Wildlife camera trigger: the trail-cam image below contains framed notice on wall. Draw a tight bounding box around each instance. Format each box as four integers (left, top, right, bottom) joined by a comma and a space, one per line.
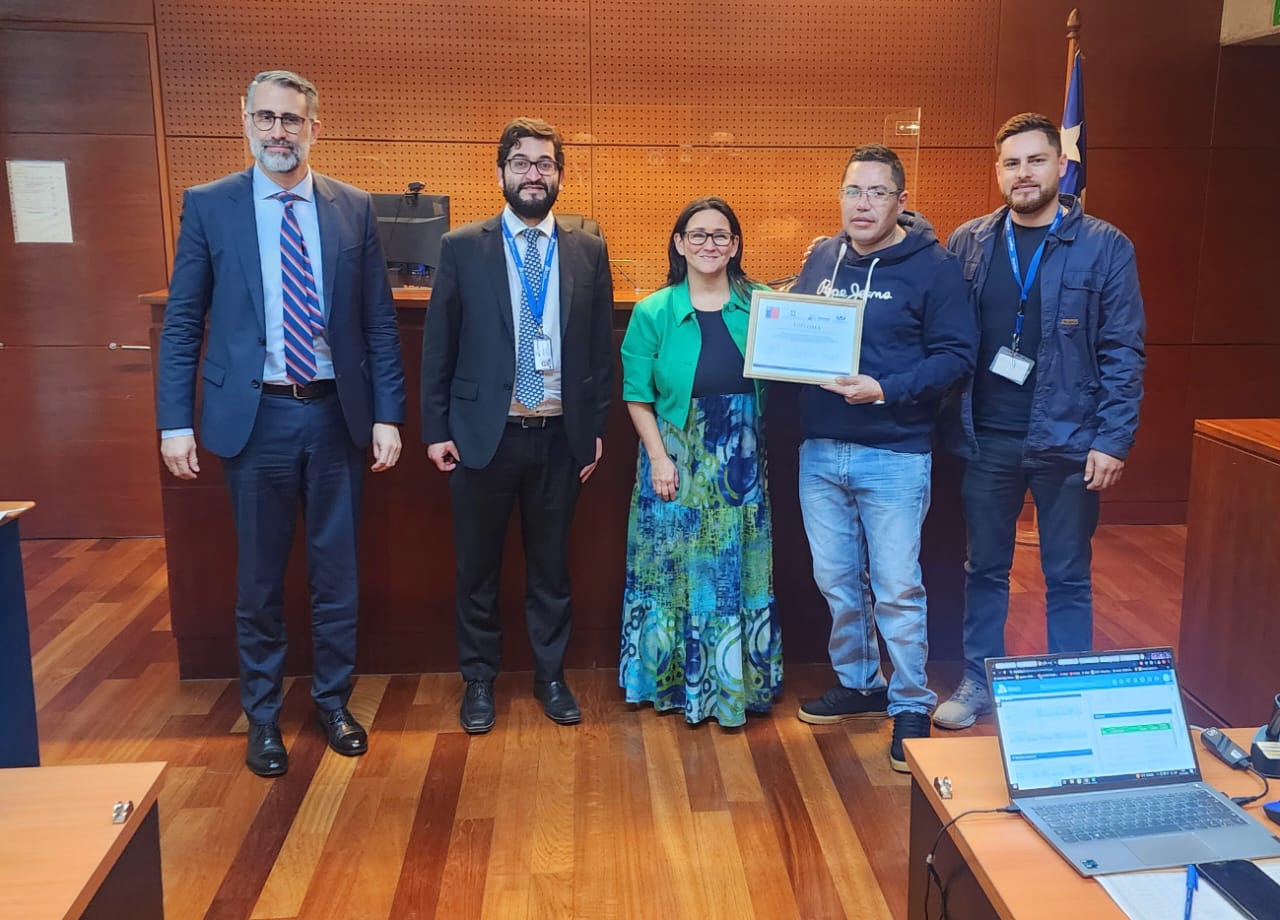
6, 160, 74, 244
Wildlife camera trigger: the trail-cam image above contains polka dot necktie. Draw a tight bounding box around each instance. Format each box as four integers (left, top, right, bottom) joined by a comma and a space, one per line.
515, 227, 546, 409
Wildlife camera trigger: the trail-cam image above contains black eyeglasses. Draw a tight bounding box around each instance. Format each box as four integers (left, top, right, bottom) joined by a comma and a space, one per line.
683, 230, 734, 247
248, 110, 310, 135
505, 156, 560, 176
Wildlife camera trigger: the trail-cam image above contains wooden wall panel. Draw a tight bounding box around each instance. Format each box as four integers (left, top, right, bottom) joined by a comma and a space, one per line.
0, 29, 155, 135
155, 0, 593, 141
993, 0, 1222, 148
1212, 45, 1280, 149
1085, 147, 1209, 345
0, 134, 168, 346
913, 148, 995, 242
0, 1, 153, 22
590, 0, 998, 148
0, 346, 161, 538
1194, 147, 1280, 345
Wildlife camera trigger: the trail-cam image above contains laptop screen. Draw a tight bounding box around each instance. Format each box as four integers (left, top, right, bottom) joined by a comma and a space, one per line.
986, 647, 1201, 797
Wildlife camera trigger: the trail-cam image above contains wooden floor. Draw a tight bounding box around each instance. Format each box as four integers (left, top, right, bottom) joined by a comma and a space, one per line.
21, 524, 1186, 920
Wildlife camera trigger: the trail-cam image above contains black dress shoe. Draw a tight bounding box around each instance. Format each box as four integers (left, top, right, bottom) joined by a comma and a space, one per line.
246, 722, 288, 777
460, 680, 496, 733
316, 706, 368, 756
534, 680, 581, 725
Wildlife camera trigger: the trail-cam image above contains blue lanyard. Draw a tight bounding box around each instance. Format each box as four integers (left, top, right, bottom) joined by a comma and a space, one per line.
502, 221, 557, 329
1003, 208, 1062, 351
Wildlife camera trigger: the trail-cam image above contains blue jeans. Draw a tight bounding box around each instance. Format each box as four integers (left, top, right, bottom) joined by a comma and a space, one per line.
798, 439, 935, 715
961, 427, 1100, 681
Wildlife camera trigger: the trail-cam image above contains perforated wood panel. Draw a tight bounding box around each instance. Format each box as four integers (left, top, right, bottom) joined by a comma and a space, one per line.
156, 0, 593, 141
155, 0, 1002, 283
590, 0, 999, 147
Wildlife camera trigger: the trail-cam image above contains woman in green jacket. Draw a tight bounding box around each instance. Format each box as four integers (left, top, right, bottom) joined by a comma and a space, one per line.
619, 197, 782, 726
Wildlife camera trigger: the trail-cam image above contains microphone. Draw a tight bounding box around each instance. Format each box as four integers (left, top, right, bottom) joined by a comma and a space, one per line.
609, 259, 641, 298
404, 181, 425, 202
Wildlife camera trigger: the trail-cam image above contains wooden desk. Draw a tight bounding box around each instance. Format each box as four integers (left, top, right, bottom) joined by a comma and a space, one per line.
903, 728, 1270, 919
141, 289, 967, 677
1180, 418, 1280, 727
0, 761, 166, 920
1, 499, 39, 767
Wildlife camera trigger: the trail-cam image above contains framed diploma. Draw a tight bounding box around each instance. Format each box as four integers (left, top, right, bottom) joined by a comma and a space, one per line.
743, 290, 866, 384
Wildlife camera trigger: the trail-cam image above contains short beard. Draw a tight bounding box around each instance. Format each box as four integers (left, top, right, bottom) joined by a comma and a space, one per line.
249, 136, 309, 175
1006, 181, 1059, 215
504, 179, 558, 221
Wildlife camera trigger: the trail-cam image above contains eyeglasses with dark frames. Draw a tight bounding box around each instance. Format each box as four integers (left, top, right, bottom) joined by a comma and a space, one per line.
248, 110, 310, 134
505, 156, 560, 176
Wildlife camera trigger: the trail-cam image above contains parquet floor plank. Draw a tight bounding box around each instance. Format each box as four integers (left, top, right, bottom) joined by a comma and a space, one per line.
17, 525, 1185, 920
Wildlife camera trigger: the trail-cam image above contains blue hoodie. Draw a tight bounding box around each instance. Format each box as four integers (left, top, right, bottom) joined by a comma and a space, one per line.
791, 212, 977, 453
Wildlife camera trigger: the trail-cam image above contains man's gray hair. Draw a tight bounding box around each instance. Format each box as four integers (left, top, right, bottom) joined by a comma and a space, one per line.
246, 70, 319, 119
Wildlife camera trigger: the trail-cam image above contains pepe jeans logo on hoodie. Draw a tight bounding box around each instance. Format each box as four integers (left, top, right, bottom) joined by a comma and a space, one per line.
815, 279, 893, 300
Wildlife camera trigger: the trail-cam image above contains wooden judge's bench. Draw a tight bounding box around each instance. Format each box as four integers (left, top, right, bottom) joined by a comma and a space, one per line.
143, 289, 968, 679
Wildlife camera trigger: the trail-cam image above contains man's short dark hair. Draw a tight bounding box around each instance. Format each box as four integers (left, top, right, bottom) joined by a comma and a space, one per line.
995, 113, 1062, 155
843, 144, 906, 192
497, 117, 564, 169
247, 70, 319, 119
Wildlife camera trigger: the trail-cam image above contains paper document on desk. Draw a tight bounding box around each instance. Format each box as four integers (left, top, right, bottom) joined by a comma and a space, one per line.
1097, 859, 1280, 919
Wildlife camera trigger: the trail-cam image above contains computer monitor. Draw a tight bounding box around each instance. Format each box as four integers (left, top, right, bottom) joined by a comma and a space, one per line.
371, 188, 449, 286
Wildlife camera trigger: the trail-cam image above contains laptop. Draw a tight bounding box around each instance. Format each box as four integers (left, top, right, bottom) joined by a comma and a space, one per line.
986, 647, 1280, 876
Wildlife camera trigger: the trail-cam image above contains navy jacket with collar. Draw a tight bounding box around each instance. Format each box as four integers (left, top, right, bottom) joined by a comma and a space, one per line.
940, 195, 1146, 464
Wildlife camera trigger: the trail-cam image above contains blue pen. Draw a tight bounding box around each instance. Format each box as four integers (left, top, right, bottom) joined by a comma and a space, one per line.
1183, 863, 1198, 920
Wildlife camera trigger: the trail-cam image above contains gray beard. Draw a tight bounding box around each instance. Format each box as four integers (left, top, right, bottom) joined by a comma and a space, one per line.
250, 137, 308, 175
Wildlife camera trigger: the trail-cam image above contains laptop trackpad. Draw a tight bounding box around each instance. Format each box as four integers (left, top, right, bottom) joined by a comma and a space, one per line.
1122, 834, 1216, 866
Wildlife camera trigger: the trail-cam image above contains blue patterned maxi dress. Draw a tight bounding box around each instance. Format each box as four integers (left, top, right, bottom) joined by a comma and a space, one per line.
619, 391, 783, 726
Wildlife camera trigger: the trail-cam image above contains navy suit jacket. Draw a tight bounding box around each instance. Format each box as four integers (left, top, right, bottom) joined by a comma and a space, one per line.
157, 168, 406, 458
420, 214, 614, 469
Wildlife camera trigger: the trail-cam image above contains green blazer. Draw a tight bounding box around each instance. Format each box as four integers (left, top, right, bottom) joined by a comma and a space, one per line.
620, 278, 766, 428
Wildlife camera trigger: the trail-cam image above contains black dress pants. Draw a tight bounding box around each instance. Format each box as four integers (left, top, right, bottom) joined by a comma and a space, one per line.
449, 420, 582, 682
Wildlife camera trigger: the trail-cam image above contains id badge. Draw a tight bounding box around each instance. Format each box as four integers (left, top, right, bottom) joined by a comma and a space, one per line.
990, 346, 1034, 385
532, 334, 555, 371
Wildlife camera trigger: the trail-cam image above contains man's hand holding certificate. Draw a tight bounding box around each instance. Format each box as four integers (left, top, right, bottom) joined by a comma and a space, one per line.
743, 290, 866, 385
821, 374, 884, 404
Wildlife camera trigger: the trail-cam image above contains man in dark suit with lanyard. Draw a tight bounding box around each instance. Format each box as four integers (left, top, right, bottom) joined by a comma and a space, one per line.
157, 70, 406, 776
421, 117, 614, 733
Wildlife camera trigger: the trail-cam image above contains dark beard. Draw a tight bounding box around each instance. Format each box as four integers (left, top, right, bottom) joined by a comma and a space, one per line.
1006, 182, 1059, 214
504, 180, 558, 221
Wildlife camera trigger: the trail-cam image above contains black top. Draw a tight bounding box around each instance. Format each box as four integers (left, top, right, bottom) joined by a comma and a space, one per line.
972, 221, 1051, 433
691, 309, 753, 398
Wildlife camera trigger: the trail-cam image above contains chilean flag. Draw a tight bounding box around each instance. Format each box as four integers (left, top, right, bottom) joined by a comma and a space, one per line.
1060, 50, 1086, 197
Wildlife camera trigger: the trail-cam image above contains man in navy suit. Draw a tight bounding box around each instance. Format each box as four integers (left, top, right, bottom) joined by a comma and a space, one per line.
421, 117, 613, 733
157, 70, 406, 776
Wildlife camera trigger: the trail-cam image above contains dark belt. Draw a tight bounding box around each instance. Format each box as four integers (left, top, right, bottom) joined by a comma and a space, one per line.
262, 379, 336, 399
506, 414, 562, 429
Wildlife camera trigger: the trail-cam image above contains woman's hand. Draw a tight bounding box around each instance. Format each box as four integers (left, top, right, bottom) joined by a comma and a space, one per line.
650, 454, 679, 501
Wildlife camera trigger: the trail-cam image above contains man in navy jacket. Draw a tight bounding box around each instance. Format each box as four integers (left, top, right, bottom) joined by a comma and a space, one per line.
791, 144, 977, 772
157, 71, 406, 776
934, 113, 1146, 730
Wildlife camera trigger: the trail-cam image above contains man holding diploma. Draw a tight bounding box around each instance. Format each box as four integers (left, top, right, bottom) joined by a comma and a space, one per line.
790, 144, 977, 772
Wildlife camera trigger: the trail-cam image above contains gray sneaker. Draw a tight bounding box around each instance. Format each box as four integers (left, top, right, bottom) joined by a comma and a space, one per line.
932, 677, 991, 730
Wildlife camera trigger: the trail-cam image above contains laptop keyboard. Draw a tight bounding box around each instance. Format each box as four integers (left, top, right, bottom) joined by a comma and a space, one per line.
1036, 788, 1247, 843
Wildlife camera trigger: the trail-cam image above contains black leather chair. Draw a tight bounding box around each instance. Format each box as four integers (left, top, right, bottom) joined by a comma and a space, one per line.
557, 213, 605, 243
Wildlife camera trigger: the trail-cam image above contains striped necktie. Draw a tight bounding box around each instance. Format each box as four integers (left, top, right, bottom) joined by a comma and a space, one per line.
272, 191, 322, 385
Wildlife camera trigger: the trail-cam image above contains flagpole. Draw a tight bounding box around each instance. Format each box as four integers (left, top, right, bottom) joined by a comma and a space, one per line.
1065, 8, 1084, 209
1065, 8, 1080, 110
